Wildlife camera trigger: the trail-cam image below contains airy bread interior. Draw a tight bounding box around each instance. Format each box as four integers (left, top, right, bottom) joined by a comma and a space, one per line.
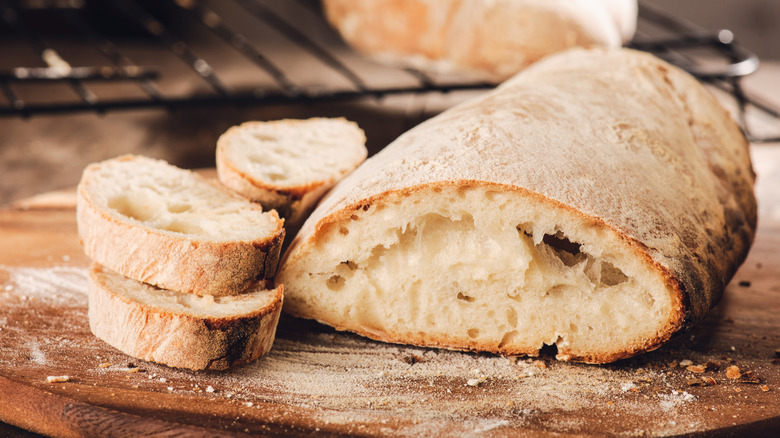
282, 184, 677, 362
219, 118, 367, 189
86, 155, 279, 242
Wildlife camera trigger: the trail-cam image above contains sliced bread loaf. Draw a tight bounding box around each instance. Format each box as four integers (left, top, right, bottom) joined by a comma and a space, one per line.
216, 118, 367, 228
277, 49, 756, 364
88, 263, 283, 371
77, 155, 285, 297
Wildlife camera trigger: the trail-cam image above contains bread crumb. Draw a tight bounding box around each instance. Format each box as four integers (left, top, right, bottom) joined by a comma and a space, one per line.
761, 385, 770, 392
206, 385, 215, 393
246, 402, 254, 407
167, 386, 174, 391
686, 365, 706, 374
46, 375, 70, 383
726, 365, 741, 379
679, 359, 693, 367
98, 363, 111, 368
466, 377, 487, 387
159, 377, 167, 383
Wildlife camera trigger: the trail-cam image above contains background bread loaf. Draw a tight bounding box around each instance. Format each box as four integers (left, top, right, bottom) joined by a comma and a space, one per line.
323, 0, 637, 80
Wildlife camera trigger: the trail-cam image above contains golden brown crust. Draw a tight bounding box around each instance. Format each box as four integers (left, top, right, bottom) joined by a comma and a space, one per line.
279, 49, 756, 364
88, 263, 283, 371
77, 171, 285, 297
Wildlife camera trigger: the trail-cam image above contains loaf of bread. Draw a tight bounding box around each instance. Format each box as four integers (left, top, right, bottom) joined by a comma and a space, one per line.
216, 118, 367, 229
77, 155, 284, 297
277, 48, 757, 364
88, 263, 283, 371
323, 0, 637, 81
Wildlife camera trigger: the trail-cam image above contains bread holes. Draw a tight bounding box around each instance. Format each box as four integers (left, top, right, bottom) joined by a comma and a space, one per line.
326, 275, 346, 291
506, 307, 518, 327
542, 231, 585, 267
600, 261, 629, 286
167, 203, 191, 213
498, 331, 519, 349
456, 292, 475, 303
108, 194, 157, 222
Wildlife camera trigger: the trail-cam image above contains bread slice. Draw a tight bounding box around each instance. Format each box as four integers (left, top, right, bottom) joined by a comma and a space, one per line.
88, 263, 282, 371
77, 155, 285, 297
216, 118, 367, 228
323, 0, 637, 81
277, 49, 757, 364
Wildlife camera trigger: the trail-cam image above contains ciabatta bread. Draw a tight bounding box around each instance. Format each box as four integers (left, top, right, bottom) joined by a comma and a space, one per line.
88, 263, 282, 371
216, 118, 367, 229
323, 0, 637, 81
77, 155, 284, 297
277, 49, 757, 364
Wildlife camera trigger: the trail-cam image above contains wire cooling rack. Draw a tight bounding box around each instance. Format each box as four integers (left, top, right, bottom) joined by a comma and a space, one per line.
0, 0, 777, 142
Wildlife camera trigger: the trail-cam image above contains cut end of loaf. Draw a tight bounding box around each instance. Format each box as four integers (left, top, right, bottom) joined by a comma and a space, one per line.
279, 183, 684, 364
88, 263, 283, 371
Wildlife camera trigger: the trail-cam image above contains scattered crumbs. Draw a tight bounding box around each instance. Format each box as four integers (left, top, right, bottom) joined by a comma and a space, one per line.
704, 361, 721, 372
47, 375, 70, 383
466, 377, 487, 387
679, 359, 693, 367
167, 387, 174, 391
686, 365, 706, 374
127, 368, 141, 373
737, 281, 751, 288
246, 402, 254, 407
726, 366, 741, 380
620, 382, 636, 392
159, 377, 167, 383
206, 386, 215, 393
737, 371, 761, 384
98, 363, 111, 368
687, 377, 716, 387
730, 346, 736, 352
760, 385, 770, 392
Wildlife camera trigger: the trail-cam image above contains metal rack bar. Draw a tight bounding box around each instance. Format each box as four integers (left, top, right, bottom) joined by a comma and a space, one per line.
171, 0, 299, 95
0, 0, 775, 143
106, 0, 229, 96
0, 2, 97, 106
58, 7, 164, 101
234, 0, 368, 92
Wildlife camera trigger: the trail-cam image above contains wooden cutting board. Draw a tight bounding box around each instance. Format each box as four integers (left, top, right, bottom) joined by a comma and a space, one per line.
1, 157, 779, 437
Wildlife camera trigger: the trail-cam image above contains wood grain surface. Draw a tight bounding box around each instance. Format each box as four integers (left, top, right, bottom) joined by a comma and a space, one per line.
0, 153, 779, 437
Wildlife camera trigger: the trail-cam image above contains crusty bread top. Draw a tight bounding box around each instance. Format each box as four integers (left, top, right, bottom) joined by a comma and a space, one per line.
323, 0, 637, 80
284, 48, 756, 327
79, 155, 282, 243
216, 118, 367, 196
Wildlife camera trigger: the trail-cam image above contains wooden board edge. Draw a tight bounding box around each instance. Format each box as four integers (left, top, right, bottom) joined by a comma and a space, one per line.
0, 376, 245, 438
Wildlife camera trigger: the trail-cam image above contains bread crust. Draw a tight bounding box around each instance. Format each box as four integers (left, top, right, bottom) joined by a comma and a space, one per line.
88, 263, 283, 371
77, 156, 285, 297
216, 118, 367, 227
279, 49, 756, 363
323, 0, 636, 81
